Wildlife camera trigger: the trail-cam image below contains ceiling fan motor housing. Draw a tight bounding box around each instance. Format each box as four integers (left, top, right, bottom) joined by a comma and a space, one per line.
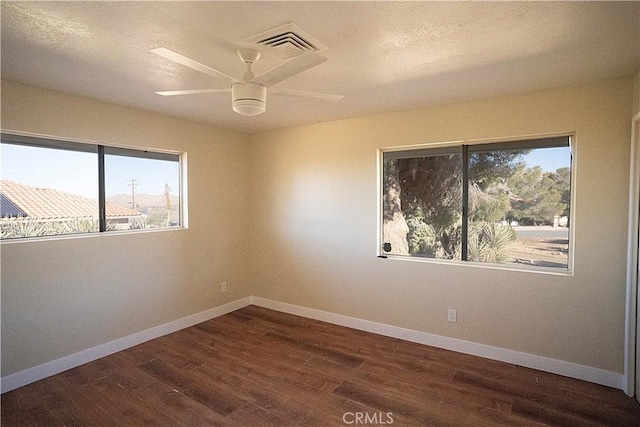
232, 82, 267, 116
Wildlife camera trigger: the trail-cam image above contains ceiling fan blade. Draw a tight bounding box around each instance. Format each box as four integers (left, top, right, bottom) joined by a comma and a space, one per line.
253, 52, 327, 87
150, 47, 238, 84
270, 88, 344, 102
155, 88, 230, 96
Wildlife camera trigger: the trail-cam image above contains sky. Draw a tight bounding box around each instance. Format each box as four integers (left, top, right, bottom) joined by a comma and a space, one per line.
521, 146, 571, 172
1, 143, 180, 199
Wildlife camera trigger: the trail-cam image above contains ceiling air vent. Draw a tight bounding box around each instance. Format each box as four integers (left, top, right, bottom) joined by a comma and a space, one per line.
245, 23, 328, 60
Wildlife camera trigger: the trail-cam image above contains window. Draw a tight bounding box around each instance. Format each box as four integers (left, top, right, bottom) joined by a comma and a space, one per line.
104, 147, 181, 231
1, 134, 182, 240
381, 136, 572, 271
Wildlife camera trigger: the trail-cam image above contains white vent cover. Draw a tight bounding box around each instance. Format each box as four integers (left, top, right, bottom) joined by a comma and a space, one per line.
245, 23, 328, 60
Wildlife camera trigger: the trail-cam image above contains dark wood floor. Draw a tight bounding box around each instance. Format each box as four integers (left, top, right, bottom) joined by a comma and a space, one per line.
3, 305, 640, 426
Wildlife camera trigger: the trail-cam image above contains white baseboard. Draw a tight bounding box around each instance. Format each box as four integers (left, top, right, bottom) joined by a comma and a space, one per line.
0, 297, 253, 393
251, 296, 624, 390
1, 295, 623, 393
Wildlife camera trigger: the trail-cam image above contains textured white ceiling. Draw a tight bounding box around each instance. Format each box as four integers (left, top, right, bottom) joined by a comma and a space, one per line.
2, 1, 639, 133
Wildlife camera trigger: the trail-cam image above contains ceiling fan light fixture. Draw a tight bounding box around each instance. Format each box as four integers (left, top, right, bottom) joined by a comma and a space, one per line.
232, 82, 266, 116
152, 46, 342, 115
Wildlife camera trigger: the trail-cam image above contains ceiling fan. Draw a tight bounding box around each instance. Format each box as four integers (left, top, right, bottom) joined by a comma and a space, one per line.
150, 47, 344, 116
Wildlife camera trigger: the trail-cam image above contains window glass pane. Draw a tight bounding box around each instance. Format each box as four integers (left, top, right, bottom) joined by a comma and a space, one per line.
104, 152, 180, 231
381, 139, 572, 271
471, 146, 570, 269
1, 142, 99, 239
382, 153, 462, 259
467, 149, 528, 264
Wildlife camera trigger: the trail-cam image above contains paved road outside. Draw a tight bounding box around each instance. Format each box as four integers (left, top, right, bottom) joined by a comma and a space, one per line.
512, 226, 569, 239
508, 226, 569, 269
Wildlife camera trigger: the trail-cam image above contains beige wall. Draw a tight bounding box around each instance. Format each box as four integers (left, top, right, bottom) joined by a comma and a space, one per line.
0, 81, 252, 376
1, 76, 635, 380
248, 77, 634, 373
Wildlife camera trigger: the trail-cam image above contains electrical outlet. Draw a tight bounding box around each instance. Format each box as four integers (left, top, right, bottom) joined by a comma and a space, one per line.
447, 309, 457, 323
221, 281, 227, 293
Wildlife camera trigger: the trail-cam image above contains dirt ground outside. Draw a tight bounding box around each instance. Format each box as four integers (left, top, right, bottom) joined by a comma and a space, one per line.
508, 226, 569, 269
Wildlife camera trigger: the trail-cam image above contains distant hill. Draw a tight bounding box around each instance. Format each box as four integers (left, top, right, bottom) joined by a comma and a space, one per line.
107, 193, 179, 210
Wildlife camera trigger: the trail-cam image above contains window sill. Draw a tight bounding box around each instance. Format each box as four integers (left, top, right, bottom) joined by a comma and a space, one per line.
378, 254, 574, 276
0, 226, 186, 245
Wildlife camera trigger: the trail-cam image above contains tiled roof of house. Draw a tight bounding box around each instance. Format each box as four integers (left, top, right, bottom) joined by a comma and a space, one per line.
0, 180, 141, 219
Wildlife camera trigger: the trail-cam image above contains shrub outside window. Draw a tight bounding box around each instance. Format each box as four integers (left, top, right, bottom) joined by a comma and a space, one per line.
1, 134, 182, 240
381, 136, 572, 271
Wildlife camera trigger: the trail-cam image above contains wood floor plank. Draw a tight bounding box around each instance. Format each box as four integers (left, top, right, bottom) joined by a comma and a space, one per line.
350, 361, 513, 416
465, 405, 548, 427
188, 361, 313, 423
264, 331, 366, 368
1, 383, 45, 416
3, 305, 639, 426
63, 352, 155, 392
1, 387, 61, 427
139, 358, 246, 416
32, 375, 118, 426
300, 393, 418, 427
1, 403, 61, 427
333, 380, 469, 426
80, 380, 182, 426
358, 349, 457, 382
453, 367, 640, 425
227, 403, 287, 426
511, 397, 602, 427
140, 381, 235, 426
